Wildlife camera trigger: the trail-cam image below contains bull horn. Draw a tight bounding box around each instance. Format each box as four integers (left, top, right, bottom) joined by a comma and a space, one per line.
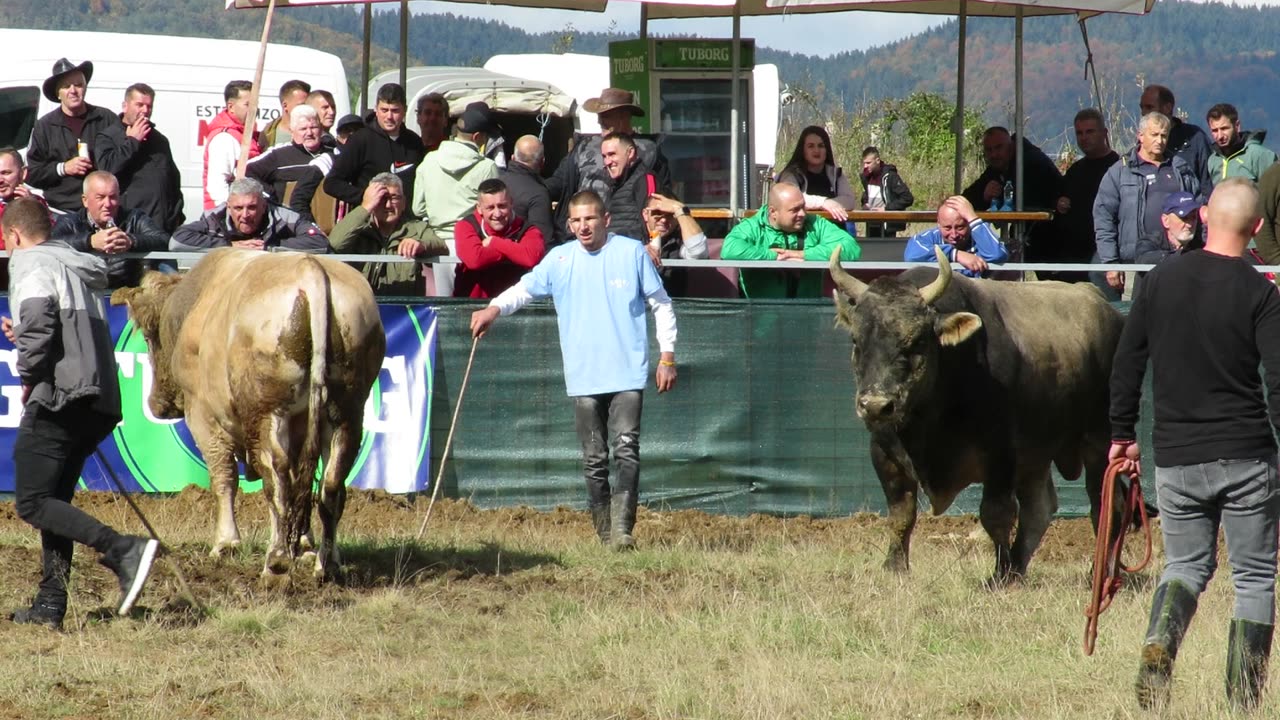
828, 246, 868, 301
918, 246, 953, 306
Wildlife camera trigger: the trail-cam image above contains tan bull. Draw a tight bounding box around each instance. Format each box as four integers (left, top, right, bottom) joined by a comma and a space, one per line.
111, 248, 386, 582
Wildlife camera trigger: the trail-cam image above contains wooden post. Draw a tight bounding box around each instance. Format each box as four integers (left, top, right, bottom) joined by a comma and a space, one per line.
236, 0, 276, 180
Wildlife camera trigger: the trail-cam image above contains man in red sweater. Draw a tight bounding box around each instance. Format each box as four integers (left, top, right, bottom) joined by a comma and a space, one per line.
453, 178, 545, 298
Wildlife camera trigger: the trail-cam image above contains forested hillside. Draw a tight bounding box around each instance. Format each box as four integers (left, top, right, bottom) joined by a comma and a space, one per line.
5, 0, 1280, 149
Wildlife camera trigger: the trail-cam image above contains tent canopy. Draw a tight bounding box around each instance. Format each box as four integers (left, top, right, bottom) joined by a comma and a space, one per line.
366, 66, 578, 118
228, 0, 607, 10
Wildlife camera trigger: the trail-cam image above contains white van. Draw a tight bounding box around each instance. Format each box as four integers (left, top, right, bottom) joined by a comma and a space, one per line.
0, 29, 349, 225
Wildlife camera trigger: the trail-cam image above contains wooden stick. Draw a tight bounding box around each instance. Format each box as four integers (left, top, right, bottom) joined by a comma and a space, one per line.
236, 0, 277, 180
415, 335, 481, 542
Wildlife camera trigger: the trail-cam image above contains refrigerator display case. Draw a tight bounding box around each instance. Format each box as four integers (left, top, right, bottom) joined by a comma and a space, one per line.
610, 39, 755, 208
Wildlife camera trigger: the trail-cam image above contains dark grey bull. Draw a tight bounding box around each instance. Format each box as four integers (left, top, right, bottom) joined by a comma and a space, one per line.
830, 247, 1124, 584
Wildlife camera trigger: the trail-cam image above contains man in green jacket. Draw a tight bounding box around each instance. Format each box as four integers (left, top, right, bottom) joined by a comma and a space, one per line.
1206, 103, 1277, 186
721, 183, 862, 298
328, 172, 446, 296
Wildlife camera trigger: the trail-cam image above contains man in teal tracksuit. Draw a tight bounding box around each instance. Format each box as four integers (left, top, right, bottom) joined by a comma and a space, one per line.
721, 183, 862, 298
1206, 103, 1277, 186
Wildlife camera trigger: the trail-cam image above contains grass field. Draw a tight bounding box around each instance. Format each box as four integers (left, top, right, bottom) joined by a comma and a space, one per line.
0, 488, 1266, 719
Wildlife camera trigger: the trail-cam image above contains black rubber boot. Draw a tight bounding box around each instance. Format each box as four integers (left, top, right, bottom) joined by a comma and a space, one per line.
1135, 579, 1199, 711
1226, 618, 1274, 711
589, 504, 611, 544
610, 491, 637, 551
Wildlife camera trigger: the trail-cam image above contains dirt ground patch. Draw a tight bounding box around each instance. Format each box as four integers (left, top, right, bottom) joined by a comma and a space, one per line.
0, 488, 1109, 619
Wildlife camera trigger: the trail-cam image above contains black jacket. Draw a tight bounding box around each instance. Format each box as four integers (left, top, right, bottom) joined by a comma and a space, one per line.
324, 123, 423, 206
51, 207, 170, 289
246, 142, 333, 204
26, 104, 120, 213
1168, 118, 1214, 192
605, 161, 663, 243
171, 203, 329, 253
500, 161, 553, 245
546, 133, 670, 245
859, 162, 914, 234
93, 117, 185, 233
962, 136, 1065, 260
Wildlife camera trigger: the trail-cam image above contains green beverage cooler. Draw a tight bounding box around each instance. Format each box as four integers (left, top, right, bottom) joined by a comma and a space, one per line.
609, 38, 755, 208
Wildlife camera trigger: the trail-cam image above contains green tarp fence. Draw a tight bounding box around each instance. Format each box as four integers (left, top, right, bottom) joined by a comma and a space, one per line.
425, 298, 1148, 518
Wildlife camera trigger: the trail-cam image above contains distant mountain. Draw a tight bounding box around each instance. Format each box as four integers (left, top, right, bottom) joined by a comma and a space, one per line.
5, 0, 1280, 151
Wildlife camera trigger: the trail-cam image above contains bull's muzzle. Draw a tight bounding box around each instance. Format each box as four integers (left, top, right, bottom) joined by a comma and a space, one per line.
857, 393, 896, 422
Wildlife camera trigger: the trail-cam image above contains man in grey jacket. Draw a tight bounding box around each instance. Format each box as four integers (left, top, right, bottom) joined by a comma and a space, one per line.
1093, 112, 1200, 298
171, 177, 328, 253
3, 197, 158, 630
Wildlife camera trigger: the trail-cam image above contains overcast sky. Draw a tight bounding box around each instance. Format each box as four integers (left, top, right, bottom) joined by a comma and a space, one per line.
405, 0, 1280, 59
407, 1, 945, 58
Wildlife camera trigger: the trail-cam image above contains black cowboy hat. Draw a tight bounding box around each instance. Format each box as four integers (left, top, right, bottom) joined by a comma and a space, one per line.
458, 102, 500, 135
43, 58, 94, 103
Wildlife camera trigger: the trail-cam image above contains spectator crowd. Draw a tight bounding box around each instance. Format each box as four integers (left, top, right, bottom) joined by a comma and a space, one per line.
7, 58, 1280, 302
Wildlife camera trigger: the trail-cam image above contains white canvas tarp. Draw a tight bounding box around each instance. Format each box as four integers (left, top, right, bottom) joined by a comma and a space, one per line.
366, 67, 578, 118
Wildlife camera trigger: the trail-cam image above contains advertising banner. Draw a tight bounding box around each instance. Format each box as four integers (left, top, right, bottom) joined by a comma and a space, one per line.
0, 301, 436, 494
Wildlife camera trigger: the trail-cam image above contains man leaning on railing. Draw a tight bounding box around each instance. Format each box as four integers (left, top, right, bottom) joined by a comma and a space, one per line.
170, 177, 328, 254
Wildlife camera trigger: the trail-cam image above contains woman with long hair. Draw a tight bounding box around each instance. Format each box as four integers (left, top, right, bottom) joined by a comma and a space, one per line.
776, 125, 857, 223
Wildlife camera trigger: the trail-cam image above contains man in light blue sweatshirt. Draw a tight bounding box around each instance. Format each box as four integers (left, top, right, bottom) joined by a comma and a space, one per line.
904, 195, 1009, 278
470, 190, 677, 550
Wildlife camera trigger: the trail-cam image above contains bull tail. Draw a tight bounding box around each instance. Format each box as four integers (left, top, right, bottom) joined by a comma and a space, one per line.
299, 256, 331, 483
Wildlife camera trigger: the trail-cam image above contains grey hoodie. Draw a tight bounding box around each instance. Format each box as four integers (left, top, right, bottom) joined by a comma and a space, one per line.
8, 239, 121, 419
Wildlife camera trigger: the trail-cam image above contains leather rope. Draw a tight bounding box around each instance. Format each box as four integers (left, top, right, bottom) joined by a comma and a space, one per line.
1083, 457, 1154, 655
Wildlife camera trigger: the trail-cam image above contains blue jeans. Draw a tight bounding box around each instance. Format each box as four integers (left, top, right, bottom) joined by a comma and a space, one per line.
572, 391, 643, 509
1156, 456, 1280, 624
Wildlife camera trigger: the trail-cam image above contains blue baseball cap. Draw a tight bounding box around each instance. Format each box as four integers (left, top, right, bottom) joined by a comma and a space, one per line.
1161, 192, 1201, 219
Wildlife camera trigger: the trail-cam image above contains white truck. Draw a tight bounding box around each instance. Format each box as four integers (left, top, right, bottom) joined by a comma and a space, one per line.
0, 29, 349, 225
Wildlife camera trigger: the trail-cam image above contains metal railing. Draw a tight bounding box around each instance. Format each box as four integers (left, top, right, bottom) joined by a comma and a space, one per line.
34, 251, 1277, 275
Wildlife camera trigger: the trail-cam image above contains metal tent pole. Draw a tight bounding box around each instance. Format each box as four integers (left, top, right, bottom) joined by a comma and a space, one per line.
1015, 6, 1024, 211
399, 0, 409, 90
361, 2, 372, 115
952, 0, 968, 195
730, 8, 741, 217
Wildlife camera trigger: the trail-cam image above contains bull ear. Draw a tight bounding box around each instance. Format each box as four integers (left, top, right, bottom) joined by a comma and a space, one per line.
832, 289, 856, 330
109, 287, 137, 307
935, 312, 982, 346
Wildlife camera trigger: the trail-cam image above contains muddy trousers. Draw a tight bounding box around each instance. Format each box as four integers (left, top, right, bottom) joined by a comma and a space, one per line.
1154, 457, 1280, 625
573, 391, 643, 512
13, 402, 124, 612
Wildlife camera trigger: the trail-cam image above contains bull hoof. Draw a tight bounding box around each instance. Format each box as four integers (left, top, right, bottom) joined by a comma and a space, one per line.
265, 549, 293, 576
210, 540, 240, 558
882, 556, 909, 574
259, 569, 291, 591
314, 560, 346, 585
983, 572, 1023, 590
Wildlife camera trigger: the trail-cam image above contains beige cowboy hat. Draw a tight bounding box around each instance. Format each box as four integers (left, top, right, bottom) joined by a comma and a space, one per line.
43, 58, 94, 103
583, 88, 645, 117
